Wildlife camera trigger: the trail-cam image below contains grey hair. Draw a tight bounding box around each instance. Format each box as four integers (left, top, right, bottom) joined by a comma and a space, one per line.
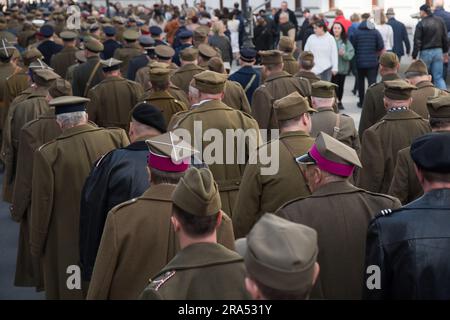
56, 111, 88, 129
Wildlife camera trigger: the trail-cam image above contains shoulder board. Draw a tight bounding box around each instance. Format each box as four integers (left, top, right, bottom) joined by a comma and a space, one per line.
373, 207, 403, 220
110, 197, 139, 213
22, 117, 41, 129
368, 82, 380, 89
147, 270, 176, 291
94, 149, 115, 168
278, 195, 309, 209
37, 139, 56, 152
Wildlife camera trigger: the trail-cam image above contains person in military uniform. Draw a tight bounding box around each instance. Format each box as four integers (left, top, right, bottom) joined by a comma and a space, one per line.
30, 96, 129, 300
364, 133, 450, 300
86, 58, 144, 130
72, 37, 105, 97
170, 71, 260, 217
150, 25, 169, 46
193, 27, 209, 48
113, 29, 142, 76
126, 35, 155, 81
207, 57, 251, 113
251, 50, 311, 135
170, 47, 204, 94
197, 43, 218, 69
4, 48, 43, 112
358, 52, 401, 139
233, 92, 315, 238
310, 81, 360, 154
405, 59, 448, 119
11, 79, 70, 291
238, 213, 319, 300
173, 29, 193, 66
37, 24, 63, 65
358, 80, 431, 194
50, 31, 78, 79
87, 133, 237, 299
112, 16, 126, 43
101, 25, 122, 60
295, 51, 320, 85
276, 132, 401, 299
138, 68, 187, 126
80, 104, 166, 285
65, 50, 86, 85
278, 36, 299, 75
228, 48, 260, 104
389, 94, 450, 204
140, 167, 249, 300
2, 67, 60, 203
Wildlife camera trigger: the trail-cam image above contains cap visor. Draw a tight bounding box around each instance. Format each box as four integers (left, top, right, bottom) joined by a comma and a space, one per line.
295, 153, 316, 165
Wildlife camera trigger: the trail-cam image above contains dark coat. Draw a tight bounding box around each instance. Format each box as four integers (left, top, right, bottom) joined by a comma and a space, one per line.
228, 66, 260, 104
387, 17, 411, 58
102, 39, 122, 60
350, 21, 384, 69
253, 24, 273, 52
126, 53, 150, 81
37, 39, 63, 65
364, 189, 450, 299
72, 56, 105, 97
79, 139, 151, 281
412, 14, 448, 59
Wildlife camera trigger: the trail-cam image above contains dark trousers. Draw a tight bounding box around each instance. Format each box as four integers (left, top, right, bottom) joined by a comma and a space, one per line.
357, 67, 378, 105
351, 58, 358, 92
331, 74, 346, 102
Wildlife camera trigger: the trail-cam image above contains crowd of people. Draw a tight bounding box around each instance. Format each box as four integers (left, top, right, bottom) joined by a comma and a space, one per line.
1, 0, 450, 301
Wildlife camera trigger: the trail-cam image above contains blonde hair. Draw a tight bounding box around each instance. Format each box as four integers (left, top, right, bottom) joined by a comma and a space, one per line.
212, 21, 225, 35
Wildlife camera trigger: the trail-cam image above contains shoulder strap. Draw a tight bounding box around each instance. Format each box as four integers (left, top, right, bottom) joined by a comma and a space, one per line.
333, 114, 341, 139
84, 60, 102, 97
244, 74, 257, 93
280, 139, 312, 193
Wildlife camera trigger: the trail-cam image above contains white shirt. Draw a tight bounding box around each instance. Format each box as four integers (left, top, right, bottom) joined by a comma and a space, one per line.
304, 32, 338, 74
375, 24, 394, 51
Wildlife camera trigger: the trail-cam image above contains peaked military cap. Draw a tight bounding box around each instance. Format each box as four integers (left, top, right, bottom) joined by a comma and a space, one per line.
240, 47, 257, 62
379, 52, 399, 69
60, 30, 77, 41
149, 61, 169, 70
411, 132, 450, 173
405, 59, 428, 77
103, 25, 116, 36
29, 58, 52, 70
100, 58, 122, 72
33, 68, 60, 86
427, 94, 450, 119
311, 80, 338, 98
155, 45, 175, 59
149, 25, 162, 36
149, 67, 171, 84
48, 78, 73, 98
172, 167, 221, 216
75, 50, 87, 63
192, 70, 227, 94
178, 29, 193, 39
274, 91, 315, 121
193, 28, 208, 43
180, 47, 198, 61
383, 79, 417, 100
84, 37, 104, 53
49, 96, 90, 115
132, 102, 166, 134
39, 24, 54, 37
297, 132, 362, 177
207, 57, 225, 74
123, 29, 139, 41
138, 35, 155, 48
278, 36, 295, 52
0, 39, 17, 59
198, 43, 217, 59
89, 23, 100, 32
259, 50, 283, 65
243, 213, 318, 292
22, 47, 43, 66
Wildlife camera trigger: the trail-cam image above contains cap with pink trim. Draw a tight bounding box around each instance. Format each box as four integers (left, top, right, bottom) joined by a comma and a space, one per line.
296, 132, 362, 177
145, 132, 199, 172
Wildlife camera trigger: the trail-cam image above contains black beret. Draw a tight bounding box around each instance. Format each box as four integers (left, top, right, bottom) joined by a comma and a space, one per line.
411, 132, 450, 173
131, 102, 166, 134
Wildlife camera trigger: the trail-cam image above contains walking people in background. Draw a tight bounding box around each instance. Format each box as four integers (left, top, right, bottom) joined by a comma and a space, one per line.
348, 13, 361, 96
375, 12, 394, 52
386, 8, 410, 62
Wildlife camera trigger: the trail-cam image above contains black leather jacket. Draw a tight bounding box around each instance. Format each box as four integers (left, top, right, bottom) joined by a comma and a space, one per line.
412, 15, 448, 58
364, 188, 450, 299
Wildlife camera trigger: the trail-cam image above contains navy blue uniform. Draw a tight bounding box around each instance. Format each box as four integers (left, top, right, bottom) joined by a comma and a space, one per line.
37, 40, 63, 65
228, 66, 260, 104
127, 53, 150, 80
173, 43, 193, 66
102, 39, 122, 60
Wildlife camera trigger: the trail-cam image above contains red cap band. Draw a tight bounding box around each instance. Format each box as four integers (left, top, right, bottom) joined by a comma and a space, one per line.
147, 151, 190, 172
309, 144, 354, 177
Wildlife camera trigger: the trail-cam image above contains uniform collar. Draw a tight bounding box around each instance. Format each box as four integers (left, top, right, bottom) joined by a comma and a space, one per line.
101, 75, 125, 83
57, 123, 100, 140
279, 130, 310, 139
381, 73, 401, 82
382, 108, 423, 120
146, 90, 175, 100
160, 242, 243, 272
141, 183, 176, 202
282, 54, 296, 62
310, 180, 361, 197
27, 86, 49, 99
295, 70, 320, 81
124, 139, 149, 151
316, 107, 334, 112
265, 70, 292, 82
178, 63, 203, 72
191, 99, 214, 109
415, 80, 435, 89
405, 188, 450, 210
237, 65, 256, 73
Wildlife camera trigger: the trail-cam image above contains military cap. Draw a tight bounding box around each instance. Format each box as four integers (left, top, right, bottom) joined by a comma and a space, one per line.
178, 29, 193, 39
427, 94, 450, 119
149, 25, 162, 36
26, 13, 35, 21
149, 61, 169, 70
112, 16, 125, 24
172, 167, 221, 216
136, 20, 145, 27
383, 79, 417, 100
243, 213, 318, 292
132, 102, 166, 133
296, 132, 362, 177
86, 16, 97, 24
155, 45, 175, 59
198, 43, 217, 59
379, 52, 399, 69
278, 36, 295, 52
274, 91, 315, 121
149, 67, 171, 84
100, 58, 122, 72
193, 28, 208, 43
33, 68, 60, 82
123, 29, 139, 41
311, 80, 338, 98
89, 23, 100, 32
48, 78, 73, 98
99, 16, 111, 24
192, 70, 227, 94
103, 25, 116, 36
84, 37, 104, 53
50, 96, 90, 115
60, 30, 77, 41
32, 19, 45, 28
146, 131, 198, 172
240, 47, 257, 62
180, 47, 198, 62
207, 57, 225, 74
29, 58, 52, 70
40, 24, 54, 37
22, 48, 43, 66
411, 132, 450, 173
259, 50, 283, 65
75, 50, 87, 63
138, 35, 155, 48
0, 39, 17, 59
405, 59, 428, 77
